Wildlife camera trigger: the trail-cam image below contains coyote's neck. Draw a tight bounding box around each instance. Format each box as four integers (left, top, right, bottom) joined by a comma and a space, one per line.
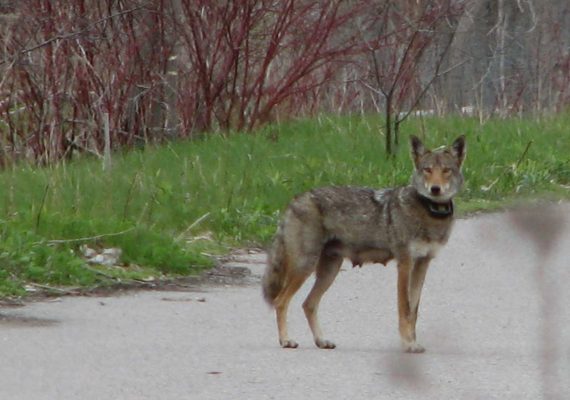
416, 193, 454, 219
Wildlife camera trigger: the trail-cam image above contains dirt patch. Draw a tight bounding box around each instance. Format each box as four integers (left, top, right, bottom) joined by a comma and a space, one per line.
0, 313, 60, 328
0, 264, 257, 307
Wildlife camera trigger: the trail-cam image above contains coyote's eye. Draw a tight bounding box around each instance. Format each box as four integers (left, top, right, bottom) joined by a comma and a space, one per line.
442, 168, 451, 174
423, 167, 432, 174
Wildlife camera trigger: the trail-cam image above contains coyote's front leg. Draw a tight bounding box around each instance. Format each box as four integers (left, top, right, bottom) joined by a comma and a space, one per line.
408, 257, 431, 352
397, 256, 425, 353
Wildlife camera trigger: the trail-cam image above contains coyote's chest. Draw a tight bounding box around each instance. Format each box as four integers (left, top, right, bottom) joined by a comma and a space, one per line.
408, 240, 443, 259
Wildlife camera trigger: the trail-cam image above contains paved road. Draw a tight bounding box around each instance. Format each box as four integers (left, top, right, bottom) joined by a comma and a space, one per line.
1, 205, 569, 400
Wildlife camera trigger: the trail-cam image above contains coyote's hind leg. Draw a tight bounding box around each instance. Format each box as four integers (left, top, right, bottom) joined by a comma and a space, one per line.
274, 271, 311, 348
303, 252, 343, 349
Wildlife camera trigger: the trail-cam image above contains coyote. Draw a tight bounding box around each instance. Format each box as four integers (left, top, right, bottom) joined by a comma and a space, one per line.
262, 135, 466, 352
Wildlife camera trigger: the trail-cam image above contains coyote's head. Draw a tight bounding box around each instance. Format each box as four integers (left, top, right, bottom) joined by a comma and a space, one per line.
410, 135, 466, 203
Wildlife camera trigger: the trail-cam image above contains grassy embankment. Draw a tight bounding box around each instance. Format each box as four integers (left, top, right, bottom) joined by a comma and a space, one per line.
0, 115, 568, 297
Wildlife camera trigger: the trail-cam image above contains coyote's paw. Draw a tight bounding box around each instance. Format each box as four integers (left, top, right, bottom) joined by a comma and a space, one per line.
280, 339, 299, 349
315, 338, 336, 349
402, 341, 425, 354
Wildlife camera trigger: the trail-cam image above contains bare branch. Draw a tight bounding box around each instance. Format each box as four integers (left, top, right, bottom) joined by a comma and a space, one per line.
0, 5, 147, 66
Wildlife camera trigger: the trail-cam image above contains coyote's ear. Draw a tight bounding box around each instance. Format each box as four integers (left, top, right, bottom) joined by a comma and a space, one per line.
451, 135, 466, 168
410, 135, 426, 167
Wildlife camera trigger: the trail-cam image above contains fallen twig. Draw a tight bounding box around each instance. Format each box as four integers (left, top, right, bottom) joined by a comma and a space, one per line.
27, 282, 80, 295
37, 227, 135, 246
176, 212, 211, 241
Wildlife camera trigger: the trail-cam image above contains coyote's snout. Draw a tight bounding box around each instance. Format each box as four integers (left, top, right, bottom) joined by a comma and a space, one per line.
262, 134, 466, 352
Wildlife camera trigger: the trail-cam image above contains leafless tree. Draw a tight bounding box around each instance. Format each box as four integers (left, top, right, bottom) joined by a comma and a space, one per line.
359, 0, 464, 156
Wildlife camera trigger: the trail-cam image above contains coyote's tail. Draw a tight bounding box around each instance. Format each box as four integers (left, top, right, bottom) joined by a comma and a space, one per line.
262, 229, 287, 307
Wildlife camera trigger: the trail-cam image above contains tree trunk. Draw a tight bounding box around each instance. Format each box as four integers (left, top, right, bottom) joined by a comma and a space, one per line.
385, 95, 393, 157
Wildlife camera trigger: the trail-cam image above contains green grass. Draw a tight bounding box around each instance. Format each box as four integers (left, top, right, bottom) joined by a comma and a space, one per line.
0, 114, 569, 297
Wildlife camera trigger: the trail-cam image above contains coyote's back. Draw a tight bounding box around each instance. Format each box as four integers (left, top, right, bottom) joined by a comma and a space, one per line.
262, 135, 466, 352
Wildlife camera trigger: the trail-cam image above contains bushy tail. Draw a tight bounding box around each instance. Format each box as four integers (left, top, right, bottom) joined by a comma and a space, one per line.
262, 232, 287, 307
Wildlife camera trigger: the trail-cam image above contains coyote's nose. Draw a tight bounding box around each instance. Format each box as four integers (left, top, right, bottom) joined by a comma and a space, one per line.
430, 185, 441, 195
